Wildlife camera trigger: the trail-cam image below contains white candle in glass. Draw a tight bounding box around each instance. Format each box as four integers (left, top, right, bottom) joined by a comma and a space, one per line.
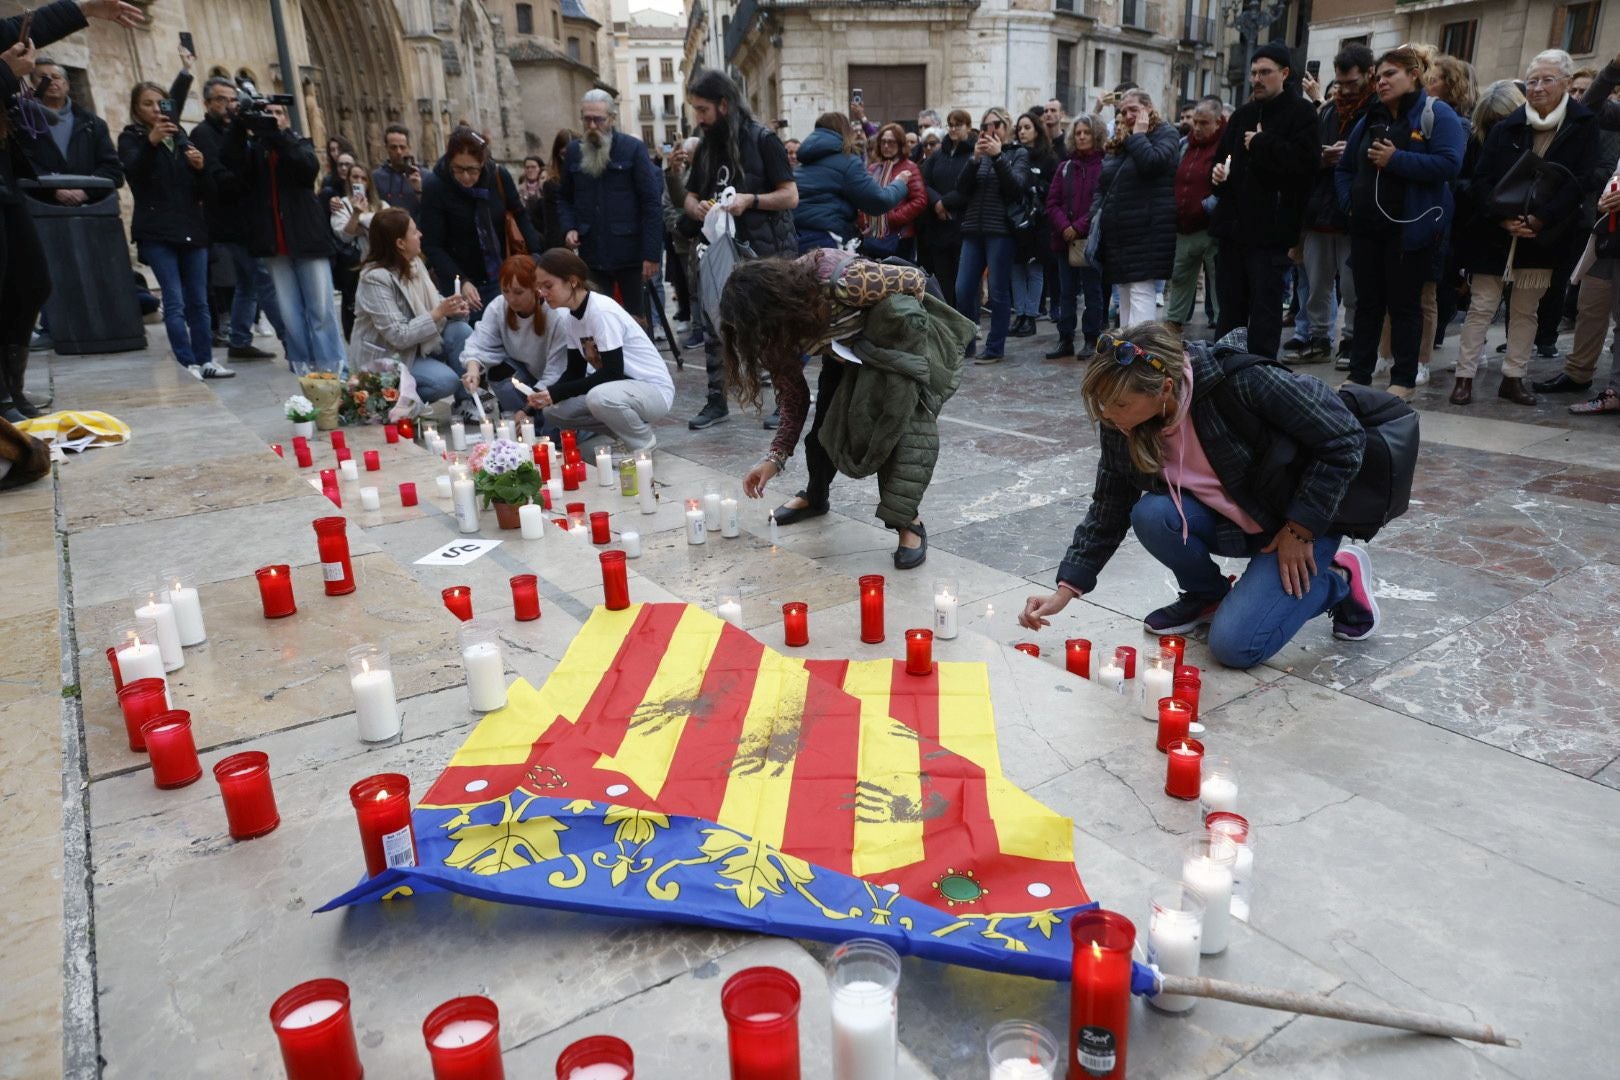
519, 421, 535, 443
359, 486, 381, 511
349, 658, 400, 741
1146, 883, 1204, 1013
1209, 822, 1256, 923
701, 491, 722, 531
717, 598, 743, 628
595, 445, 615, 487
478, 420, 494, 444
1181, 839, 1235, 955
719, 496, 740, 538
453, 474, 479, 533
768, 514, 781, 546
990, 1060, 1052, 1080
339, 459, 359, 483
635, 453, 656, 514
436, 475, 453, 499
430, 1018, 494, 1048
278, 999, 343, 1030
1139, 660, 1175, 721
569, 523, 589, 541
685, 502, 707, 545
462, 639, 507, 712
449, 421, 466, 450
134, 591, 184, 671
932, 583, 958, 640
831, 982, 897, 1080
115, 632, 167, 687
519, 503, 545, 539
497, 419, 514, 442
546, 477, 564, 508
1095, 661, 1125, 696
1199, 761, 1238, 818
160, 575, 206, 646
620, 530, 641, 557
566, 1065, 629, 1080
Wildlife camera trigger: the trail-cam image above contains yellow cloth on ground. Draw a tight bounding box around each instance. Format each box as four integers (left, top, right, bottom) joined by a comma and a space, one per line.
17, 411, 131, 447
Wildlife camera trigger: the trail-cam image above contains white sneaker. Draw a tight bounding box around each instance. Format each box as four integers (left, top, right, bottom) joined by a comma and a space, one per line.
254, 315, 274, 337
1373, 356, 1392, 377
1415, 362, 1430, 386
196, 360, 236, 379
1155, 292, 1165, 307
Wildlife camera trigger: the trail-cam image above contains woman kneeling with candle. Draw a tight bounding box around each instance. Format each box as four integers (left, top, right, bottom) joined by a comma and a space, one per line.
459, 256, 569, 428
719, 251, 976, 569
526, 249, 673, 455
1019, 322, 1381, 668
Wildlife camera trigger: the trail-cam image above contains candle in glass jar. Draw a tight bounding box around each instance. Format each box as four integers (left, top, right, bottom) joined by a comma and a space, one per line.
701, 490, 722, 531
323, 480, 343, 508
442, 586, 474, 621
768, 514, 781, 547
1181, 834, 1236, 954
554, 1036, 634, 1080
1158, 634, 1187, 668
313, 516, 357, 595
159, 571, 206, 646
1146, 882, 1204, 1013
563, 459, 585, 491
424, 996, 504, 1080
498, 419, 514, 442
720, 495, 740, 538
436, 475, 453, 499
932, 579, 958, 639
1065, 638, 1092, 679
858, 575, 885, 644
349, 773, 417, 875
142, 711, 202, 788
1173, 676, 1202, 729
1013, 643, 1041, 658
1199, 758, 1238, 818
133, 587, 185, 671
1156, 698, 1193, 752
536, 439, 555, 480
904, 628, 934, 676
590, 511, 611, 545
479, 420, 494, 445
1137, 651, 1175, 721
599, 551, 630, 610
450, 421, 467, 450
114, 622, 166, 685
782, 602, 809, 647
1207, 814, 1256, 923
619, 530, 641, 558
256, 565, 297, 618
684, 499, 707, 544
595, 444, 614, 486
384, 424, 399, 444
453, 472, 479, 533
546, 477, 564, 509
827, 939, 900, 1080
519, 503, 545, 539
460, 623, 507, 712
118, 678, 170, 752
1068, 910, 1133, 1080
293, 438, 313, 467
721, 966, 801, 1080
271, 443, 284, 458
511, 575, 540, 621
359, 486, 381, 511
363, 450, 380, 472
1095, 659, 1126, 696
519, 420, 535, 443
270, 979, 363, 1080
1165, 738, 1203, 800
347, 644, 400, 742
330, 430, 347, 451
717, 592, 744, 628
339, 458, 359, 483
214, 751, 280, 840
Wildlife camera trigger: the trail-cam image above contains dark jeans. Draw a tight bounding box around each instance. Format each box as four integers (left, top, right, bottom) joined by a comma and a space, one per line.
1535, 238, 1582, 348
334, 258, 360, 340
1347, 232, 1431, 389
665, 235, 691, 321
589, 264, 648, 322
804, 358, 842, 506
929, 236, 961, 310
1, 201, 51, 349
1216, 243, 1291, 359
219, 242, 285, 347
797, 229, 843, 254
139, 241, 213, 368
1054, 260, 1104, 346
955, 233, 1014, 355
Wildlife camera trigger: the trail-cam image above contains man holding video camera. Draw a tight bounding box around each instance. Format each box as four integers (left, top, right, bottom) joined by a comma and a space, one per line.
222, 92, 345, 374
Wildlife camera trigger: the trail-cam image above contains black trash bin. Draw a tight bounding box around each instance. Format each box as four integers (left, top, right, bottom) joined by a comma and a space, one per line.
21, 175, 148, 354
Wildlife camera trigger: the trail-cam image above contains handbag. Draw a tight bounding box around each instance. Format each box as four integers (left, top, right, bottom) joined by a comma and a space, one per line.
504, 210, 529, 256
1486, 149, 1576, 226
1067, 237, 1088, 268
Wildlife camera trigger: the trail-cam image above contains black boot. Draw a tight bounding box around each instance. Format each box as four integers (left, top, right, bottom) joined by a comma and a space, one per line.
2, 346, 41, 420
1044, 339, 1075, 360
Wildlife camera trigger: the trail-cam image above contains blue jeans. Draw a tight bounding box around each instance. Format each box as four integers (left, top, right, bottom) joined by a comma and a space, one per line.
139, 242, 213, 369
408, 321, 473, 403
221, 242, 285, 347
265, 256, 347, 374
1130, 492, 1349, 669
797, 229, 844, 254
955, 233, 1013, 354
1011, 260, 1044, 317
1054, 261, 1104, 345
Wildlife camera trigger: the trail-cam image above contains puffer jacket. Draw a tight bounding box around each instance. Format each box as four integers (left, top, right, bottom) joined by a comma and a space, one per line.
956, 145, 1030, 236
793, 127, 906, 239
816, 291, 975, 529
1095, 123, 1180, 284
1046, 150, 1104, 250
919, 135, 976, 245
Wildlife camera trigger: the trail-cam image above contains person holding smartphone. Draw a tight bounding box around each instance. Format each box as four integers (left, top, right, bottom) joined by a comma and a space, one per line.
372, 123, 422, 220
953, 107, 1030, 363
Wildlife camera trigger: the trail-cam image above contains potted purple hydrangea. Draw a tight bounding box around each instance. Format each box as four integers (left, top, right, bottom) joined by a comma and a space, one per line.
470, 439, 541, 529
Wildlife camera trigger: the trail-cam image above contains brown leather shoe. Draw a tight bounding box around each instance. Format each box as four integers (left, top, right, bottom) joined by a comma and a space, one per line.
1449, 376, 1473, 405
1497, 376, 1537, 406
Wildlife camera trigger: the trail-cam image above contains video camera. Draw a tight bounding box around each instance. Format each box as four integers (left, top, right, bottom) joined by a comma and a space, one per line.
235, 78, 296, 136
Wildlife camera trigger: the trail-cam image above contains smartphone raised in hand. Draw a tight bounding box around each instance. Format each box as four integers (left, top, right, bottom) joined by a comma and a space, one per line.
851, 87, 863, 106
1307, 59, 1321, 80
179, 31, 195, 56
17, 10, 33, 47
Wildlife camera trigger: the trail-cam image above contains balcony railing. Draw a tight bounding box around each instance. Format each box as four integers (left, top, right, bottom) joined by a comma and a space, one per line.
726, 0, 758, 61
1182, 12, 1214, 44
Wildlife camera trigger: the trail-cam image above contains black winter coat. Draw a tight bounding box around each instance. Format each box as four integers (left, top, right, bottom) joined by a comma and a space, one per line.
221, 120, 334, 259
956, 145, 1030, 236
419, 159, 538, 292
17, 101, 122, 200
190, 113, 251, 244
1304, 96, 1370, 231
118, 123, 212, 247
1209, 91, 1319, 248
919, 135, 975, 247
0, 0, 89, 206
1095, 124, 1181, 284
1464, 100, 1606, 276
1016, 145, 1058, 262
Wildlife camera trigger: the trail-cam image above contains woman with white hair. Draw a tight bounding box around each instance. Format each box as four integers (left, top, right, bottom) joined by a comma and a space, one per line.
1450, 49, 1606, 406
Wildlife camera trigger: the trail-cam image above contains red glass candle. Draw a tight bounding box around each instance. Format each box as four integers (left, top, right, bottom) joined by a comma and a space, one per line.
555, 1036, 633, 1080
1156, 698, 1194, 753
1158, 634, 1187, 669
117, 678, 169, 752
335, 446, 352, 465
1014, 642, 1042, 658
271, 443, 284, 458
565, 501, 586, 523
1068, 909, 1135, 1080
323, 481, 342, 508
400, 481, 419, 507
858, 575, 885, 644
319, 467, 337, 489
561, 461, 578, 491
397, 417, 415, 440
1204, 810, 1248, 839
141, 711, 202, 789
349, 773, 417, 877
364, 450, 380, 472
270, 978, 363, 1080
533, 442, 551, 481
106, 646, 125, 692
1165, 737, 1204, 800
721, 966, 801, 1080
214, 751, 279, 839
1175, 664, 1199, 682
294, 440, 314, 468
423, 995, 504, 1080
782, 602, 809, 647
313, 516, 356, 595
600, 550, 630, 611
256, 564, 297, 618
1117, 645, 1137, 680
510, 575, 540, 621
330, 430, 346, 451
589, 511, 611, 545
559, 429, 577, 456
1173, 676, 1201, 723
904, 628, 934, 676
384, 424, 400, 444
539, 487, 553, 510
1065, 638, 1092, 679
571, 459, 588, 488
442, 586, 474, 621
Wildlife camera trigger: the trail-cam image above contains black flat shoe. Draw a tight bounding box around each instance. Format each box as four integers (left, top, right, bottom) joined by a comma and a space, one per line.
1531, 372, 1593, 394
773, 491, 829, 525
893, 520, 927, 570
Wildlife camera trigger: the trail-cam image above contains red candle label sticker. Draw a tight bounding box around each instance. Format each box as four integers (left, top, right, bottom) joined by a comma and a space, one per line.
1077, 1027, 1117, 1076
382, 825, 416, 870
321, 562, 347, 583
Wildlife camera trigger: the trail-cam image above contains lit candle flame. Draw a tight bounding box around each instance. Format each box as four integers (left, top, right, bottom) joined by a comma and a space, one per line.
985, 602, 995, 619
375, 789, 388, 801
1091, 941, 1102, 962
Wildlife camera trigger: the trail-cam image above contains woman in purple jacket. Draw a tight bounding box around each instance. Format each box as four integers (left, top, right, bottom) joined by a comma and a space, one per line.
1043, 115, 1108, 359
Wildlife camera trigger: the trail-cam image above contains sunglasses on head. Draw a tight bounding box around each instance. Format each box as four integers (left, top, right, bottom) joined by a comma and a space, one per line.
1096, 333, 1170, 374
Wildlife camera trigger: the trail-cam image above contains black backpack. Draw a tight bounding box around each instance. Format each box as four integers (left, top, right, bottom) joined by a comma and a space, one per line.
1212, 352, 1419, 541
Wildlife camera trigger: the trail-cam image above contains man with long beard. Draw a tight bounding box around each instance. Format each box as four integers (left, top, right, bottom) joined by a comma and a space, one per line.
558, 89, 663, 324
680, 69, 799, 430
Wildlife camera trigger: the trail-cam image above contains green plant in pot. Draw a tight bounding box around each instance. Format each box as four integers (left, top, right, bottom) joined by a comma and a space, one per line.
470, 438, 541, 529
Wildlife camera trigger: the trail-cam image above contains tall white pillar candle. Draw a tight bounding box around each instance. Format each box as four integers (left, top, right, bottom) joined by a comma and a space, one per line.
453, 474, 479, 533
932, 581, 958, 640
497, 419, 513, 442
620, 530, 641, 557
1139, 663, 1175, 721
685, 502, 707, 545
134, 591, 184, 671
595, 445, 615, 486
519, 421, 535, 443
449, 421, 466, 450
461, 640, 507, 712
348, 656, 400, 741
1181, 838, 1236, 955
545, 477, 564, 508
701, 491, 722, 531
719, 496, 740, 538
519, 503, 546, 539
635, 453, 656, 514
160, 576, 206, 646
359, 486, 381, 511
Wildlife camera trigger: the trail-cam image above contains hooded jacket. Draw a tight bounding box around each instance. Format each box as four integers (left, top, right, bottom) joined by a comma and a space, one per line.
118, 120, 212, 247
1209, 90, 1320, 248
1334, 88, 1466, 252
792, 127, 906, 238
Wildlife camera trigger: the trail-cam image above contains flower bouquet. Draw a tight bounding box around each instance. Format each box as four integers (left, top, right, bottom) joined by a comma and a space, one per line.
285, 395, 318, 440
339, 368, 403, 426
296, 372, 344, 431
470, 439, 541, 528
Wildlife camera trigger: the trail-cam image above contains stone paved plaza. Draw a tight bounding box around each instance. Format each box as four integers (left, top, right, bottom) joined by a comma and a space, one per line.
4, 313, 1618, 1079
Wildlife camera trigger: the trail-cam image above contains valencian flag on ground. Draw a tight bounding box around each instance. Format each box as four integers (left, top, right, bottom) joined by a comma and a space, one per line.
320, 604, 1095, 979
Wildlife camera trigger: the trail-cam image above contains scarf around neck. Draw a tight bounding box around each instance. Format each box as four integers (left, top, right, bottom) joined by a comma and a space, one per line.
1334, 85, 1373, 135
1527, 93, 1569, 132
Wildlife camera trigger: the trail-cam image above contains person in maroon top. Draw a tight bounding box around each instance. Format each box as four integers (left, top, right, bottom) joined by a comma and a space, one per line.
1165, 98, 1225, 332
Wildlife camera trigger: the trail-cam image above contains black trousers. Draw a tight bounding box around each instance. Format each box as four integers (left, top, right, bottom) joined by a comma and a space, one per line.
1534, 236, 1582, 348
928, 237, 962, 310
1348, 231, 1432, 389
0, 200, 51, 349
664, 235, 691, 321
803, 358, 842, 506
589, 264, 648, 322
1215, 242, 1291, 359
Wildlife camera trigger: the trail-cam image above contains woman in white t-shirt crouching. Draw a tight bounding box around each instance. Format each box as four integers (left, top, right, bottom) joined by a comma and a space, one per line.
526, 248, 675, 454
459, 255, 570, 422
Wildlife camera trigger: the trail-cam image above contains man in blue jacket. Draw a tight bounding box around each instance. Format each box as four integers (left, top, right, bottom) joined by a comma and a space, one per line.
559, 90, 664, 324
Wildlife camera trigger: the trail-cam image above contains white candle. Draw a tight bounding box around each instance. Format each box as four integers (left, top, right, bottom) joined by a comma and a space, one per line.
717, 600, 743, 628
720, 496, 740, 538
115, 637, 167, 688
339, 459, 359, 483
569, 523, 589, 541
702, 491, 722, 531
991, 1060, 1052, 1080
1147, 903, 1203, 1013
1095, 662, 1125, 696
567, 1065, 628, 1080
134, 595, 184, 671
436, 475, 453, 499
359, 486, 381, 510
1199, 776, 1238, 818
449, 421, 466, 451
497, 420, 513, 442
519, 421, 535, 443
546, 477, 564, 507
620, 530, 641, 557
768, 514, 780, 546
462, 640, 507, 711
278, 998, 343, 1030
430, 1018, 494, 1048
478, 420, 494, 444
831, 981, 897, 1080
685, 505, 707, 545
519, 503, 545, 539
1138, 664, 1175, 721
453, 474, 479, 533
161, 580, 206, 646
932, 590, 958, 640
635, 453, 656, 514
595, 445, 615, 487
1229, 841, 1255, 922
1181, 853, 1234, 955
349, 659, 400, 741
